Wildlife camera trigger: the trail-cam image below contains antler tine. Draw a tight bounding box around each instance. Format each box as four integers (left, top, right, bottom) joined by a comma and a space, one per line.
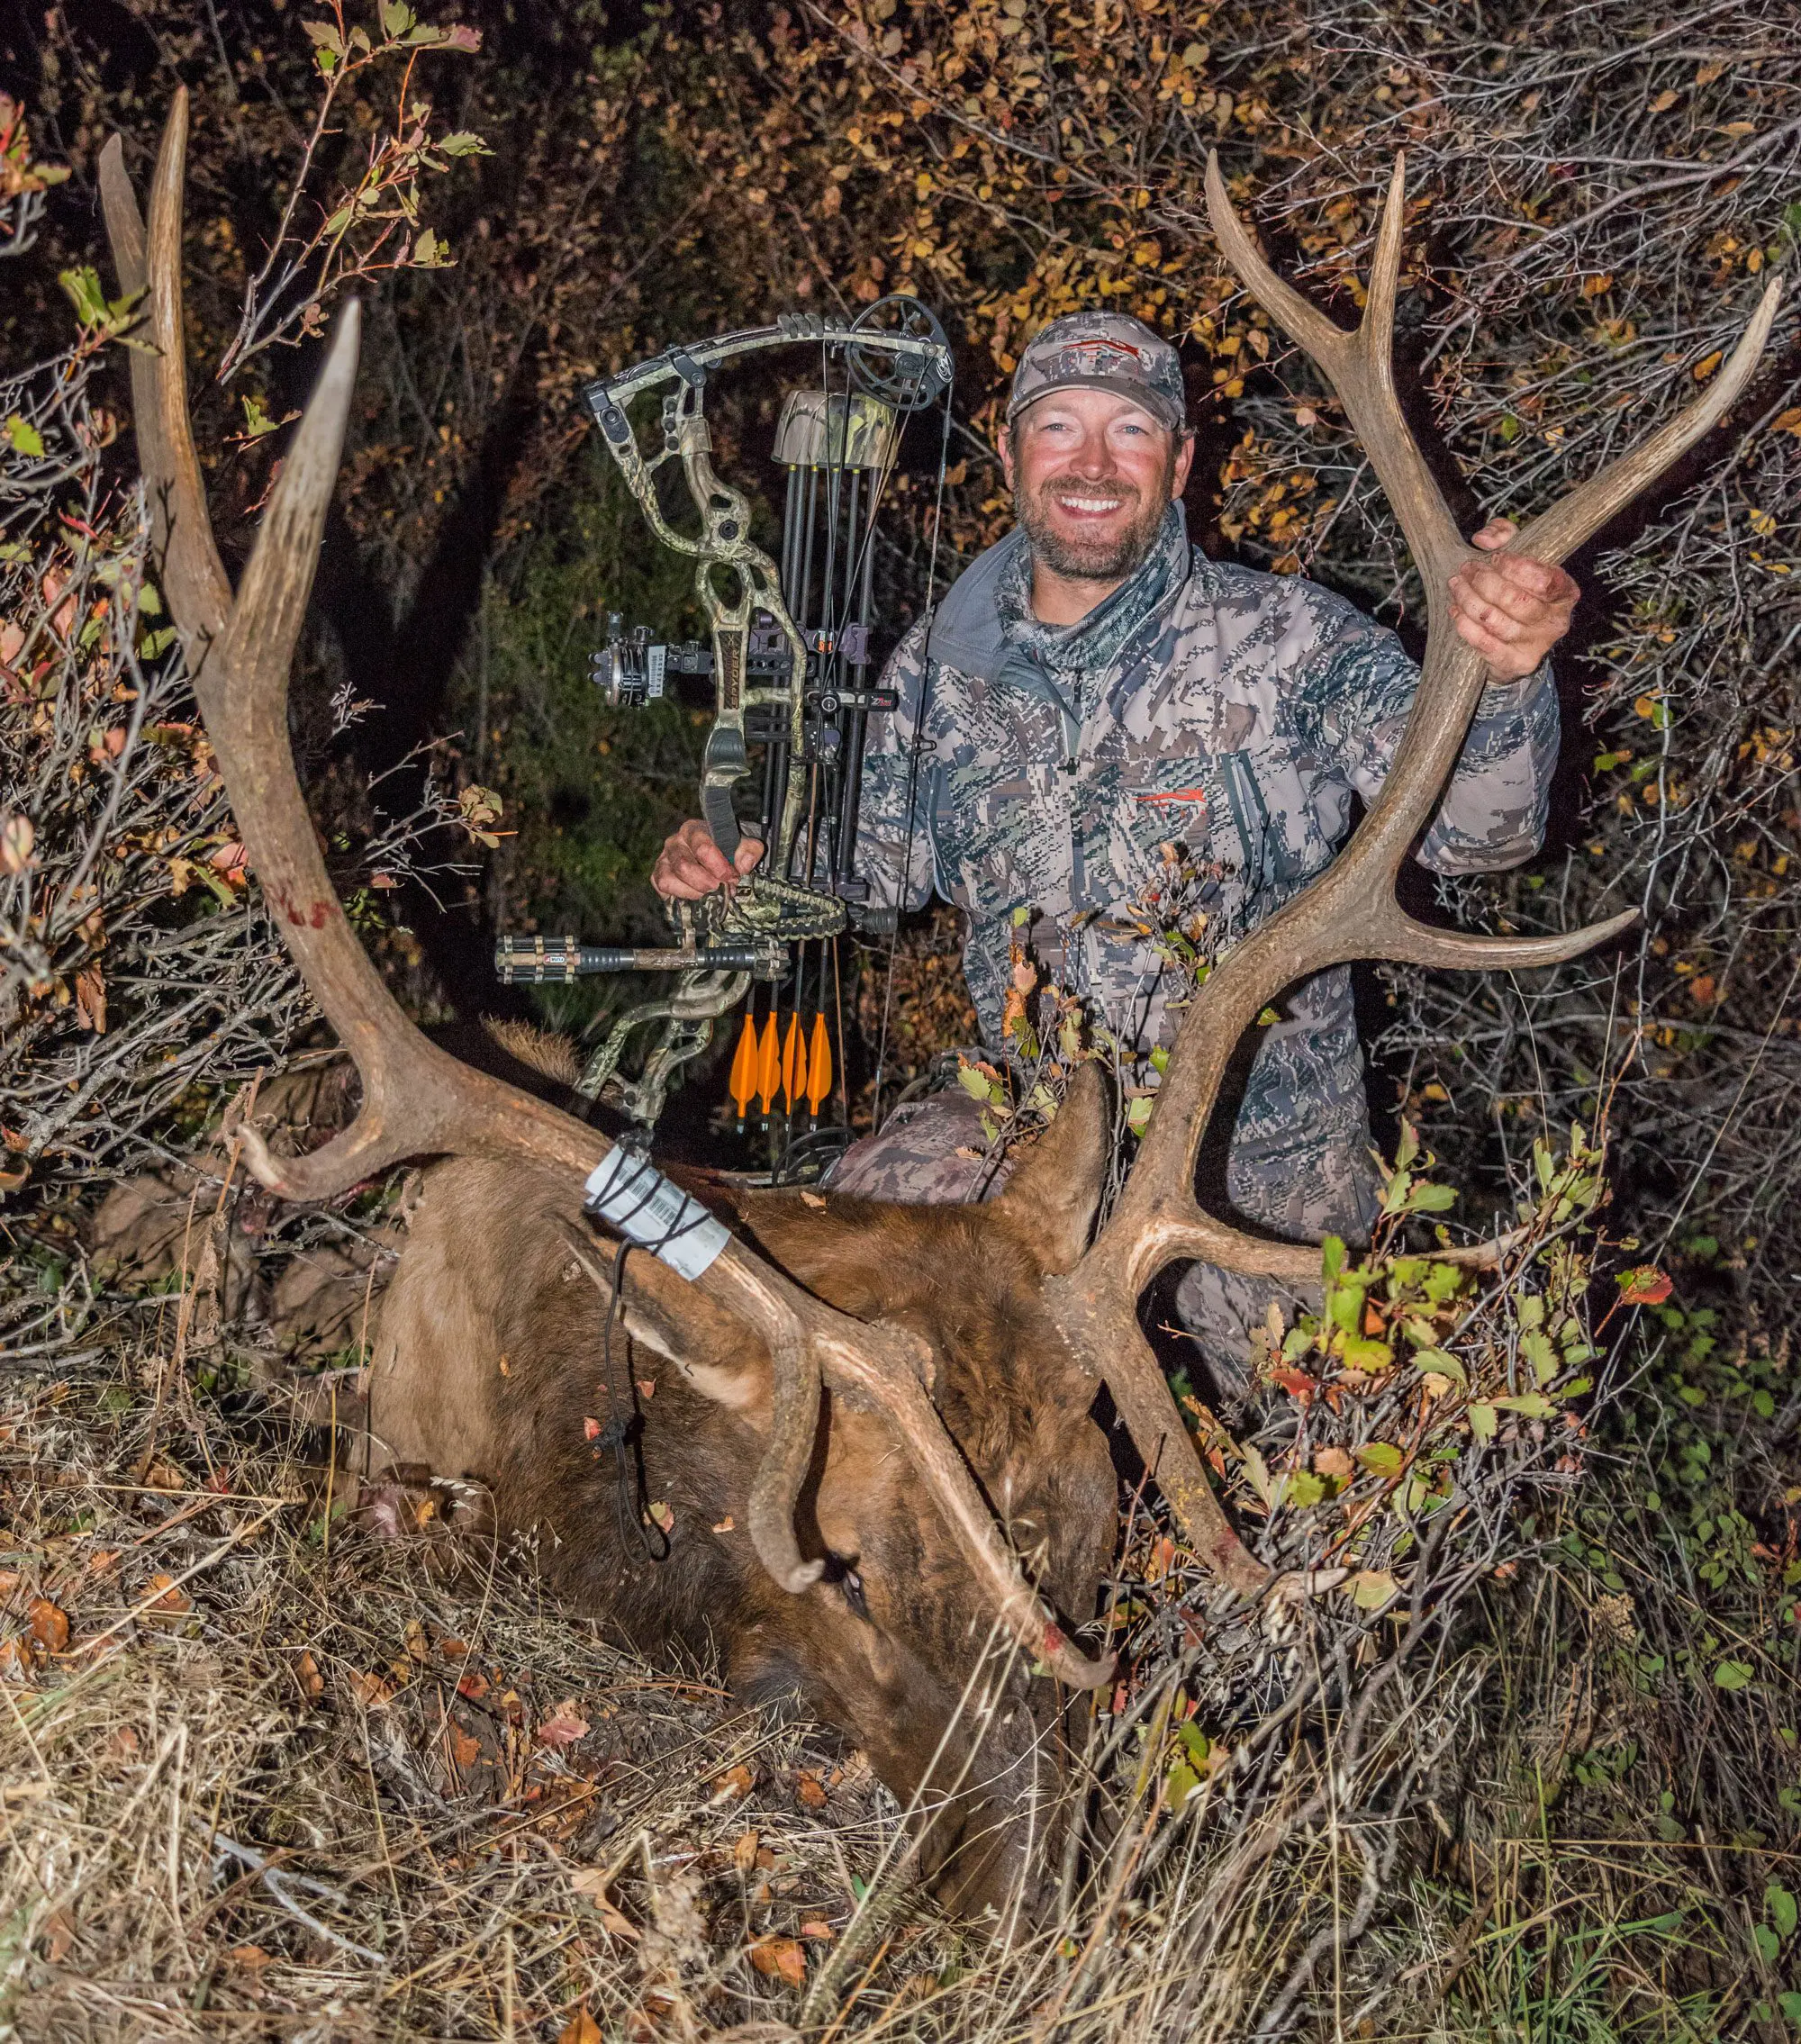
747, 1334, 828, 1593
1515, 276, 1782, 570
102, 97, 1115, 1685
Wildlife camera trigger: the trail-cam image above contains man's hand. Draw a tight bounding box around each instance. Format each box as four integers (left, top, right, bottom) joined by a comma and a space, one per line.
1448, 518, 1579, 681
651, 819, 765, 900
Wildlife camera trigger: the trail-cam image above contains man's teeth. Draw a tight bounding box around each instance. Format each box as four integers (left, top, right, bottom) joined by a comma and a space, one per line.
1058, 495, 1123, 512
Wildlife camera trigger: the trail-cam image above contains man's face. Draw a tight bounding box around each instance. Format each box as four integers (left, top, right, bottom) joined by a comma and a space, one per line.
1002, 386, 1193, 586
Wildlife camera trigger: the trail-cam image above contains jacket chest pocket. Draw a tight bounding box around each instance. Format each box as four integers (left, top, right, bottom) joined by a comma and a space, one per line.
1107, 755, 1228, 900
1216, 750, 1314, 896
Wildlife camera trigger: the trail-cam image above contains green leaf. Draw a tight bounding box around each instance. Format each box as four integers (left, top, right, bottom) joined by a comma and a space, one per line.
1341, 1337, 1394, 1372
955, 1063, 991, 1103
1124, 1094, 1153, 1135
1767, 1883, 1797, 1941
1467, 1401, 1498, 1443
378, 0, 415, 36
1164, 1759, 1202, 1808
1351, 1569, 1399, 1610
1714, 1660, 1754, 1691
59, 265, 109, 326
1522, 1330, 1559, 1386
1407, 1180, 1458, 1213
1778, 1991, 1801, 2025
4, 413, 44, 457
1356, 1441, 1405, 1479
302, 17, 347, 54
1148, 1043, 1169, 1074
436, 130, 492, 157
1280, 1470, 1327, 1509
1413, 1347, 1467, 1389
1175, 1720, 1210, 1765
1492, 1392, 1554, 1418
1754, 1923, 1780, 1965
1321, 1235, 1347, 1283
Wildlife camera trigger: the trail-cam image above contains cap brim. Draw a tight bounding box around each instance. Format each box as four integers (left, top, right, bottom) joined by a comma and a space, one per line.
1007, 375, 1185, 432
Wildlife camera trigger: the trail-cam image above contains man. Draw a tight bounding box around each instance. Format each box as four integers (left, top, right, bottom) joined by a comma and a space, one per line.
655, 312, 1578, 1372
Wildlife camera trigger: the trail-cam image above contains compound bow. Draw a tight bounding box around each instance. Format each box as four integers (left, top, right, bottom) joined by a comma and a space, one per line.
494, 295, 953, 1163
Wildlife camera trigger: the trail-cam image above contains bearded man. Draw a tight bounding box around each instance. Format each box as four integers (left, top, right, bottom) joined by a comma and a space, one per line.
653, 312, 1578, 1378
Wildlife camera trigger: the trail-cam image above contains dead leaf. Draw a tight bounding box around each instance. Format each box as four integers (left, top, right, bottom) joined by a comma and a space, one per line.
348, 1670, 395, 1709
800, 1189, 827, 1207
536, 1700, 591, 1749
733, 1829, 760, 1875
403, 1617, 430, 1661
293, 1650, 324, 1701
800, 1918, 836, 1940
711, 1515, 736, 1533
795, 1771, 828, 1810
710, 1761, 756, 1804
142, 1574, 190, 1615
1313, 1446, 1353, 1481
749, 1935, 807, 1986
646, 1499, 674, 1534
456, 1668, 490, 1701
0, 1569, 19, 1600
448, 1726, 482, 1774
71, 963, 106, 1033
557, 2011, 602, 2044
29, 1598, 68, 1652
0, 1637, 32, 1681
439, 1637, 469, 1660
227, 1944, 272, 1972
635, 1377, 656, 1399
570, 1868, 640, 1941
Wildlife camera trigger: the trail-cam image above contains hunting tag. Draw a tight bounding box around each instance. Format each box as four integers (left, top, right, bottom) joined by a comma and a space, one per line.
584, 1150, 729, 1281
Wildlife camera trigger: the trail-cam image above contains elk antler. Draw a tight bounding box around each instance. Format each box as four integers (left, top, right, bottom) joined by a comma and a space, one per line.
1044, 152, 1781, 1594
98, 94, 1111, 1691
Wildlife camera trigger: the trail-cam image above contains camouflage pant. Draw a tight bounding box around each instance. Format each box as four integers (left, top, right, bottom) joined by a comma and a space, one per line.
827, 1081, 1368, 1398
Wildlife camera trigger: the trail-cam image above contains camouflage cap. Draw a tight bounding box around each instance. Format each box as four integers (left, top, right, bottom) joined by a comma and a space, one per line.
1008, 312, 1186, 432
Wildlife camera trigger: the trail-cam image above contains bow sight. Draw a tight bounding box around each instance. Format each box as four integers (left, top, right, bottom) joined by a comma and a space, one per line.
493, 295, 953, 1160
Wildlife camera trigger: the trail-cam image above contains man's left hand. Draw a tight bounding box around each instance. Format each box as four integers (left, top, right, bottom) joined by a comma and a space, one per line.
1448, 518, 1579, 681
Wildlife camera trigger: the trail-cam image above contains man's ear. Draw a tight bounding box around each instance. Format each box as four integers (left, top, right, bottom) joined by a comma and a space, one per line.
1171, 428, 1196, 501
989, 1061, 1112, 1275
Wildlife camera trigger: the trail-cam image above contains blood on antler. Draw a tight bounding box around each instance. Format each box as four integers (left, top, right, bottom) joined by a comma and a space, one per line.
1039, 153, 1780, 1594
96, 92, 1112, 1689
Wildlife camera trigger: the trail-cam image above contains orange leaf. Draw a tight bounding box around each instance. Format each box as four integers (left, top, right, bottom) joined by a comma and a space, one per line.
711, 1761, 756, 1804
293, 1650, 324, 1700
557, 2009, 602, 2044
749, 1935, 807, 1986
143, 1573, 190, 1614
795, 1771, 828, 1809
28, 1597, 68, 1652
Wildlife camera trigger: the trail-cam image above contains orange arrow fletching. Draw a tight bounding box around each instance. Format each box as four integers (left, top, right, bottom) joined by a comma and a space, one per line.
806, 1013, 832, 1115
729, 1011, 758, 1119
756, 1011, 782, 1113
782, 1012, 805, 1108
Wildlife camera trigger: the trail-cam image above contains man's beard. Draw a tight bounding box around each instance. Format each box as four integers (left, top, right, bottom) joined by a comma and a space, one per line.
1014, 460, 1172, 584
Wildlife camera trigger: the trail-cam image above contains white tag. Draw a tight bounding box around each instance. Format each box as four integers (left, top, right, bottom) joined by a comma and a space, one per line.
583, 1150, 729, 1282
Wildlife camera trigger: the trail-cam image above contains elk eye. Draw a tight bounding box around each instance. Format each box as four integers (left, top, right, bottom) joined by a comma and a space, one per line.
823, 1553, 870, 1622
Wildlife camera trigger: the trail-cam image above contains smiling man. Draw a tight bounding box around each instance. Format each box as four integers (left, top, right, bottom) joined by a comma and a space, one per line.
655, 311, 1578, 1379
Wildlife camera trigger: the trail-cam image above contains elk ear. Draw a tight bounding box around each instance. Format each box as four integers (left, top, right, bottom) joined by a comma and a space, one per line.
989, 1061, 1111, 1275
618, 1284, 774, 1419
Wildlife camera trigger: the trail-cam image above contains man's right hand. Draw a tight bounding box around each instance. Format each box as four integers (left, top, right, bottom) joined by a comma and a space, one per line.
651, 819, 765, 900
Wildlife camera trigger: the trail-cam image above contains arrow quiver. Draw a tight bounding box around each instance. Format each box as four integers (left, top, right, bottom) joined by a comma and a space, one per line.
494, 298, 953, 1167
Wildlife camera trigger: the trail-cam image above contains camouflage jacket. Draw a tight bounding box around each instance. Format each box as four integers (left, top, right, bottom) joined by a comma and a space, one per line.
852, 528, 1560, 1241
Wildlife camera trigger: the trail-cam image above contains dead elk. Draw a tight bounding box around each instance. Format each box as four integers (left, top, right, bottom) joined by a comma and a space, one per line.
98, 90, 1776, 1919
